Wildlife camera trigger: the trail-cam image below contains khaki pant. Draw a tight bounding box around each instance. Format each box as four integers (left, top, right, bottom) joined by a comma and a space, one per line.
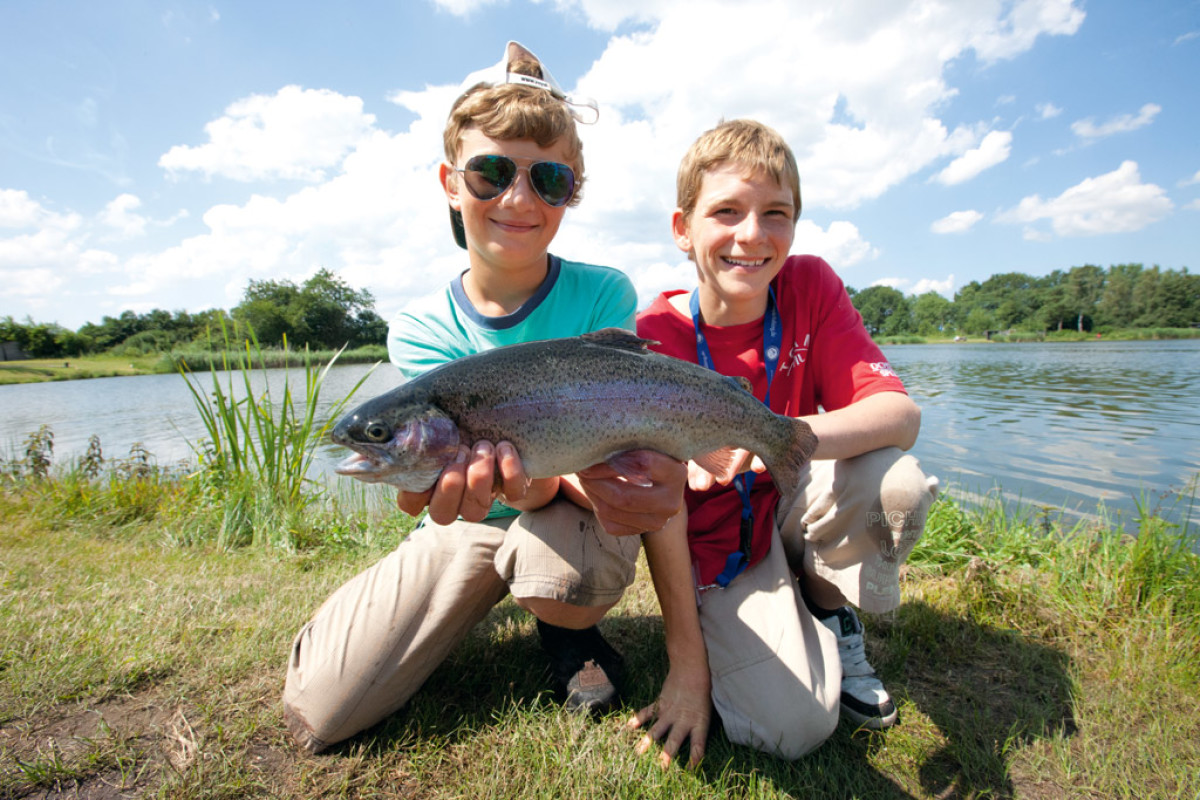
700, 448, 937, 759
282, 500, 640, 753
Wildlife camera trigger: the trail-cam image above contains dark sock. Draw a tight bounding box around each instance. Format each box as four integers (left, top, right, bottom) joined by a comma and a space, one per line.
800, 585, 838, 620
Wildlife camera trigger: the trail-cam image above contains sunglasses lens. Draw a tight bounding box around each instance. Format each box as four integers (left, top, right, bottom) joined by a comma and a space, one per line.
530, 162, 575, 207
464, 155, 517, 200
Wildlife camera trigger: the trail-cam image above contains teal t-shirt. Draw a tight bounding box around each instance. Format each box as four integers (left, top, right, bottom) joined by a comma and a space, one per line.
388, 255, 637, 378
386, 255, 637, 518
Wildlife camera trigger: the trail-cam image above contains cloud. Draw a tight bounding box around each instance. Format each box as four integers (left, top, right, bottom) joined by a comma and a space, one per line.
996, 160, 1172, 237
158, 86, 377, 182
793, 220, 879, 267
99, 194, 148, 238
1036, 102, 1062, 119
1, 189, 50, 228
1181, 169, 1200, 187
933, 130, 1012, 185
967, 0, 1085, 60
931, 209, 984, 234
430, 0, 505, 15
1071, 102, 1161, 141
911, 275, 955, 296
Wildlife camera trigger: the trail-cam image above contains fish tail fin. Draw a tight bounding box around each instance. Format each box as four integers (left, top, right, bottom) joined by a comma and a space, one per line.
761, 417, 819, 512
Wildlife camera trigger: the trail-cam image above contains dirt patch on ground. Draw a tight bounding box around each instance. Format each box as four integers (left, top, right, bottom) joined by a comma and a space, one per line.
1, 692, 177, 797
0, 682, 304, 798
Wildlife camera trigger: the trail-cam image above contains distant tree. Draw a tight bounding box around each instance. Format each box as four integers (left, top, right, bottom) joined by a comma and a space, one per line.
1036, 283, 1079, 331
851, 285, 911, 336
963, 307, 995, 336
1096, 264, 1142, 328
1147, 267, 1199, 327
232, 268, 382, 349
54, 329, 92, 358
911, 292, 954, 336
235, 278, 301, 346
1064, 264, 1105, 331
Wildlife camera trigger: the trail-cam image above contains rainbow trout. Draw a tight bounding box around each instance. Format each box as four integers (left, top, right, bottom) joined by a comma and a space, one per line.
331, 329, 818, 504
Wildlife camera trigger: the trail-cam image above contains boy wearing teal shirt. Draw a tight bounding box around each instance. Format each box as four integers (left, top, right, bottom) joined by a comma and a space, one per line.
283, 42, 687, 754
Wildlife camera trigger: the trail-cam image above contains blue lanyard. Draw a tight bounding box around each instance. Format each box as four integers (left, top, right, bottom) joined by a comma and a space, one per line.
690, 286, 781, 587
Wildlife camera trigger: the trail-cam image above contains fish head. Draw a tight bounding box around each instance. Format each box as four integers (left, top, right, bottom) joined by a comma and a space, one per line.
331, 399, 461, 492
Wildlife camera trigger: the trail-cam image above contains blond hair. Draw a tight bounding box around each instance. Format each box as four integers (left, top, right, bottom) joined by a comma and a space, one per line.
676, 119, 800, 221
443, 57, 586, 206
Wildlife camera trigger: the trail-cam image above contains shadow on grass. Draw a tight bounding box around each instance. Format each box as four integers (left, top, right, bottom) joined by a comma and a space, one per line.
320, 597, 1075, 799
675, 599, 1078, 799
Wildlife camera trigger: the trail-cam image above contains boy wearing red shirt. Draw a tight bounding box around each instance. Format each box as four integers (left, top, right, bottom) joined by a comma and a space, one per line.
631, 119, 938, 765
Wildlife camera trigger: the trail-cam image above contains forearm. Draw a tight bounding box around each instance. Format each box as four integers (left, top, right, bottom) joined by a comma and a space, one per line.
803, 391, 921, 461
642, 516, 708, 672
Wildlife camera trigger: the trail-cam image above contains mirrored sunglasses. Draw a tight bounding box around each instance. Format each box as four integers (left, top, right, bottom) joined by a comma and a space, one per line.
456, 154, 576, 207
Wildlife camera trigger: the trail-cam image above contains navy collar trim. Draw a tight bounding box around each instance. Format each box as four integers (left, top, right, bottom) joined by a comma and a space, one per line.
451, 255, 561, 330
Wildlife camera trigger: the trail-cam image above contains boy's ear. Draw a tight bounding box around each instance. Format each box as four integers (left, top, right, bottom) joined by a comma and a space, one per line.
671, 209, 693, 254
439, 162, 461, 210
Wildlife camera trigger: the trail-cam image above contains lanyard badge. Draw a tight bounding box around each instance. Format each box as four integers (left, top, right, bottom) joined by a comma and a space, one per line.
690, 287, 781, 587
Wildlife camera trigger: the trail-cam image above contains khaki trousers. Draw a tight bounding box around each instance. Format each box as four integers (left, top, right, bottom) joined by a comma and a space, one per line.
282, 499, 640, 753
700, 448, 937, 759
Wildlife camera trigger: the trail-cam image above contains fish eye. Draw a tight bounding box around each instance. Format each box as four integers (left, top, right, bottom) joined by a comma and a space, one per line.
363, 421, 390, 442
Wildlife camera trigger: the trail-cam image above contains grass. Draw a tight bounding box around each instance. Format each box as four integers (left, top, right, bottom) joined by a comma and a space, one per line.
0, 355, 164, 384
2, 451, 1198, 797
0, 347, 387, 385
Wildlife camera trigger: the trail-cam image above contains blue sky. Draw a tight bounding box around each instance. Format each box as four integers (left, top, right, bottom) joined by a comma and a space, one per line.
2, 0, 1197, 330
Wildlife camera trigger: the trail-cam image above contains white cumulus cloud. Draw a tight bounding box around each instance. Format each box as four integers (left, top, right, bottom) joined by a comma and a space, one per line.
931, 210, 984, 234
997, 160, 1172, 237
1036, 102, 1062, 119
933, 130, 1012, 185
158, 86, 377, 182
911, 275, 956, 296
1071, 103, 1161, 141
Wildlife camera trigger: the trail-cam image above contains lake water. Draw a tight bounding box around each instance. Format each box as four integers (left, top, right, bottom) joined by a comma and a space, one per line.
2, 340, 1198, 535
883, 339, 1199, 531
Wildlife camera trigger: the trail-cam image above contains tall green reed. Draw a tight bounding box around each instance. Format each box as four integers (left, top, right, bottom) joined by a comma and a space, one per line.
177, 322, 377, 548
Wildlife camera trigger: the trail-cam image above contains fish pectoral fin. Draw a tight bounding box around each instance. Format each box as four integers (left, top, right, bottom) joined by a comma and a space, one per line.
580, 328, 659, 351
603, 451, 656, 488
692, 448, 742, 484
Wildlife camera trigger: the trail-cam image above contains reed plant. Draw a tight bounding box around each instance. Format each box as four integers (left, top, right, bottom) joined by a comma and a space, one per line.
174, 323, 377, 549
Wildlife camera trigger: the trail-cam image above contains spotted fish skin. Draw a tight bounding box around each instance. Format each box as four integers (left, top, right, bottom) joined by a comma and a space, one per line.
331, 328, 818, 504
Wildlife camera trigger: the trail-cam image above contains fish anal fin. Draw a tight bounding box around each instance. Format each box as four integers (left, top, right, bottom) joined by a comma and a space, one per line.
692, 448, 741, 484
580, 328, 659, 351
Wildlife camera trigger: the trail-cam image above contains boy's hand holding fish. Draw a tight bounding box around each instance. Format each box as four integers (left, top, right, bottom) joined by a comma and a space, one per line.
396, 437, 687, 537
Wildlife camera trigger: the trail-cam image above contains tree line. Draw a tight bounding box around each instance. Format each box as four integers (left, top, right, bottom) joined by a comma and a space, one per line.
2, 269, 387, 359
849, 263, 1198, 337
3, 262, 1197, 360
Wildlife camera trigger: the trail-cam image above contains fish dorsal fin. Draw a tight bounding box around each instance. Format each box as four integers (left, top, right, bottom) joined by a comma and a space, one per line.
580, 328, 659, 352
725, 375, 754, 394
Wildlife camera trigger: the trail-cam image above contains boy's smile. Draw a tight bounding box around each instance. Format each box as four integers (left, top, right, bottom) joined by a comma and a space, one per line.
673, 163, 797, 326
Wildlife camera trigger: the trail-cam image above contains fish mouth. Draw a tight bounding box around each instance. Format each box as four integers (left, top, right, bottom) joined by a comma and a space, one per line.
334, 447, 396, 481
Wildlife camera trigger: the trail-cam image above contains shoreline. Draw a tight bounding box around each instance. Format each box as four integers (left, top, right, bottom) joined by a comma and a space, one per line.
4, 330, 1199, 385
